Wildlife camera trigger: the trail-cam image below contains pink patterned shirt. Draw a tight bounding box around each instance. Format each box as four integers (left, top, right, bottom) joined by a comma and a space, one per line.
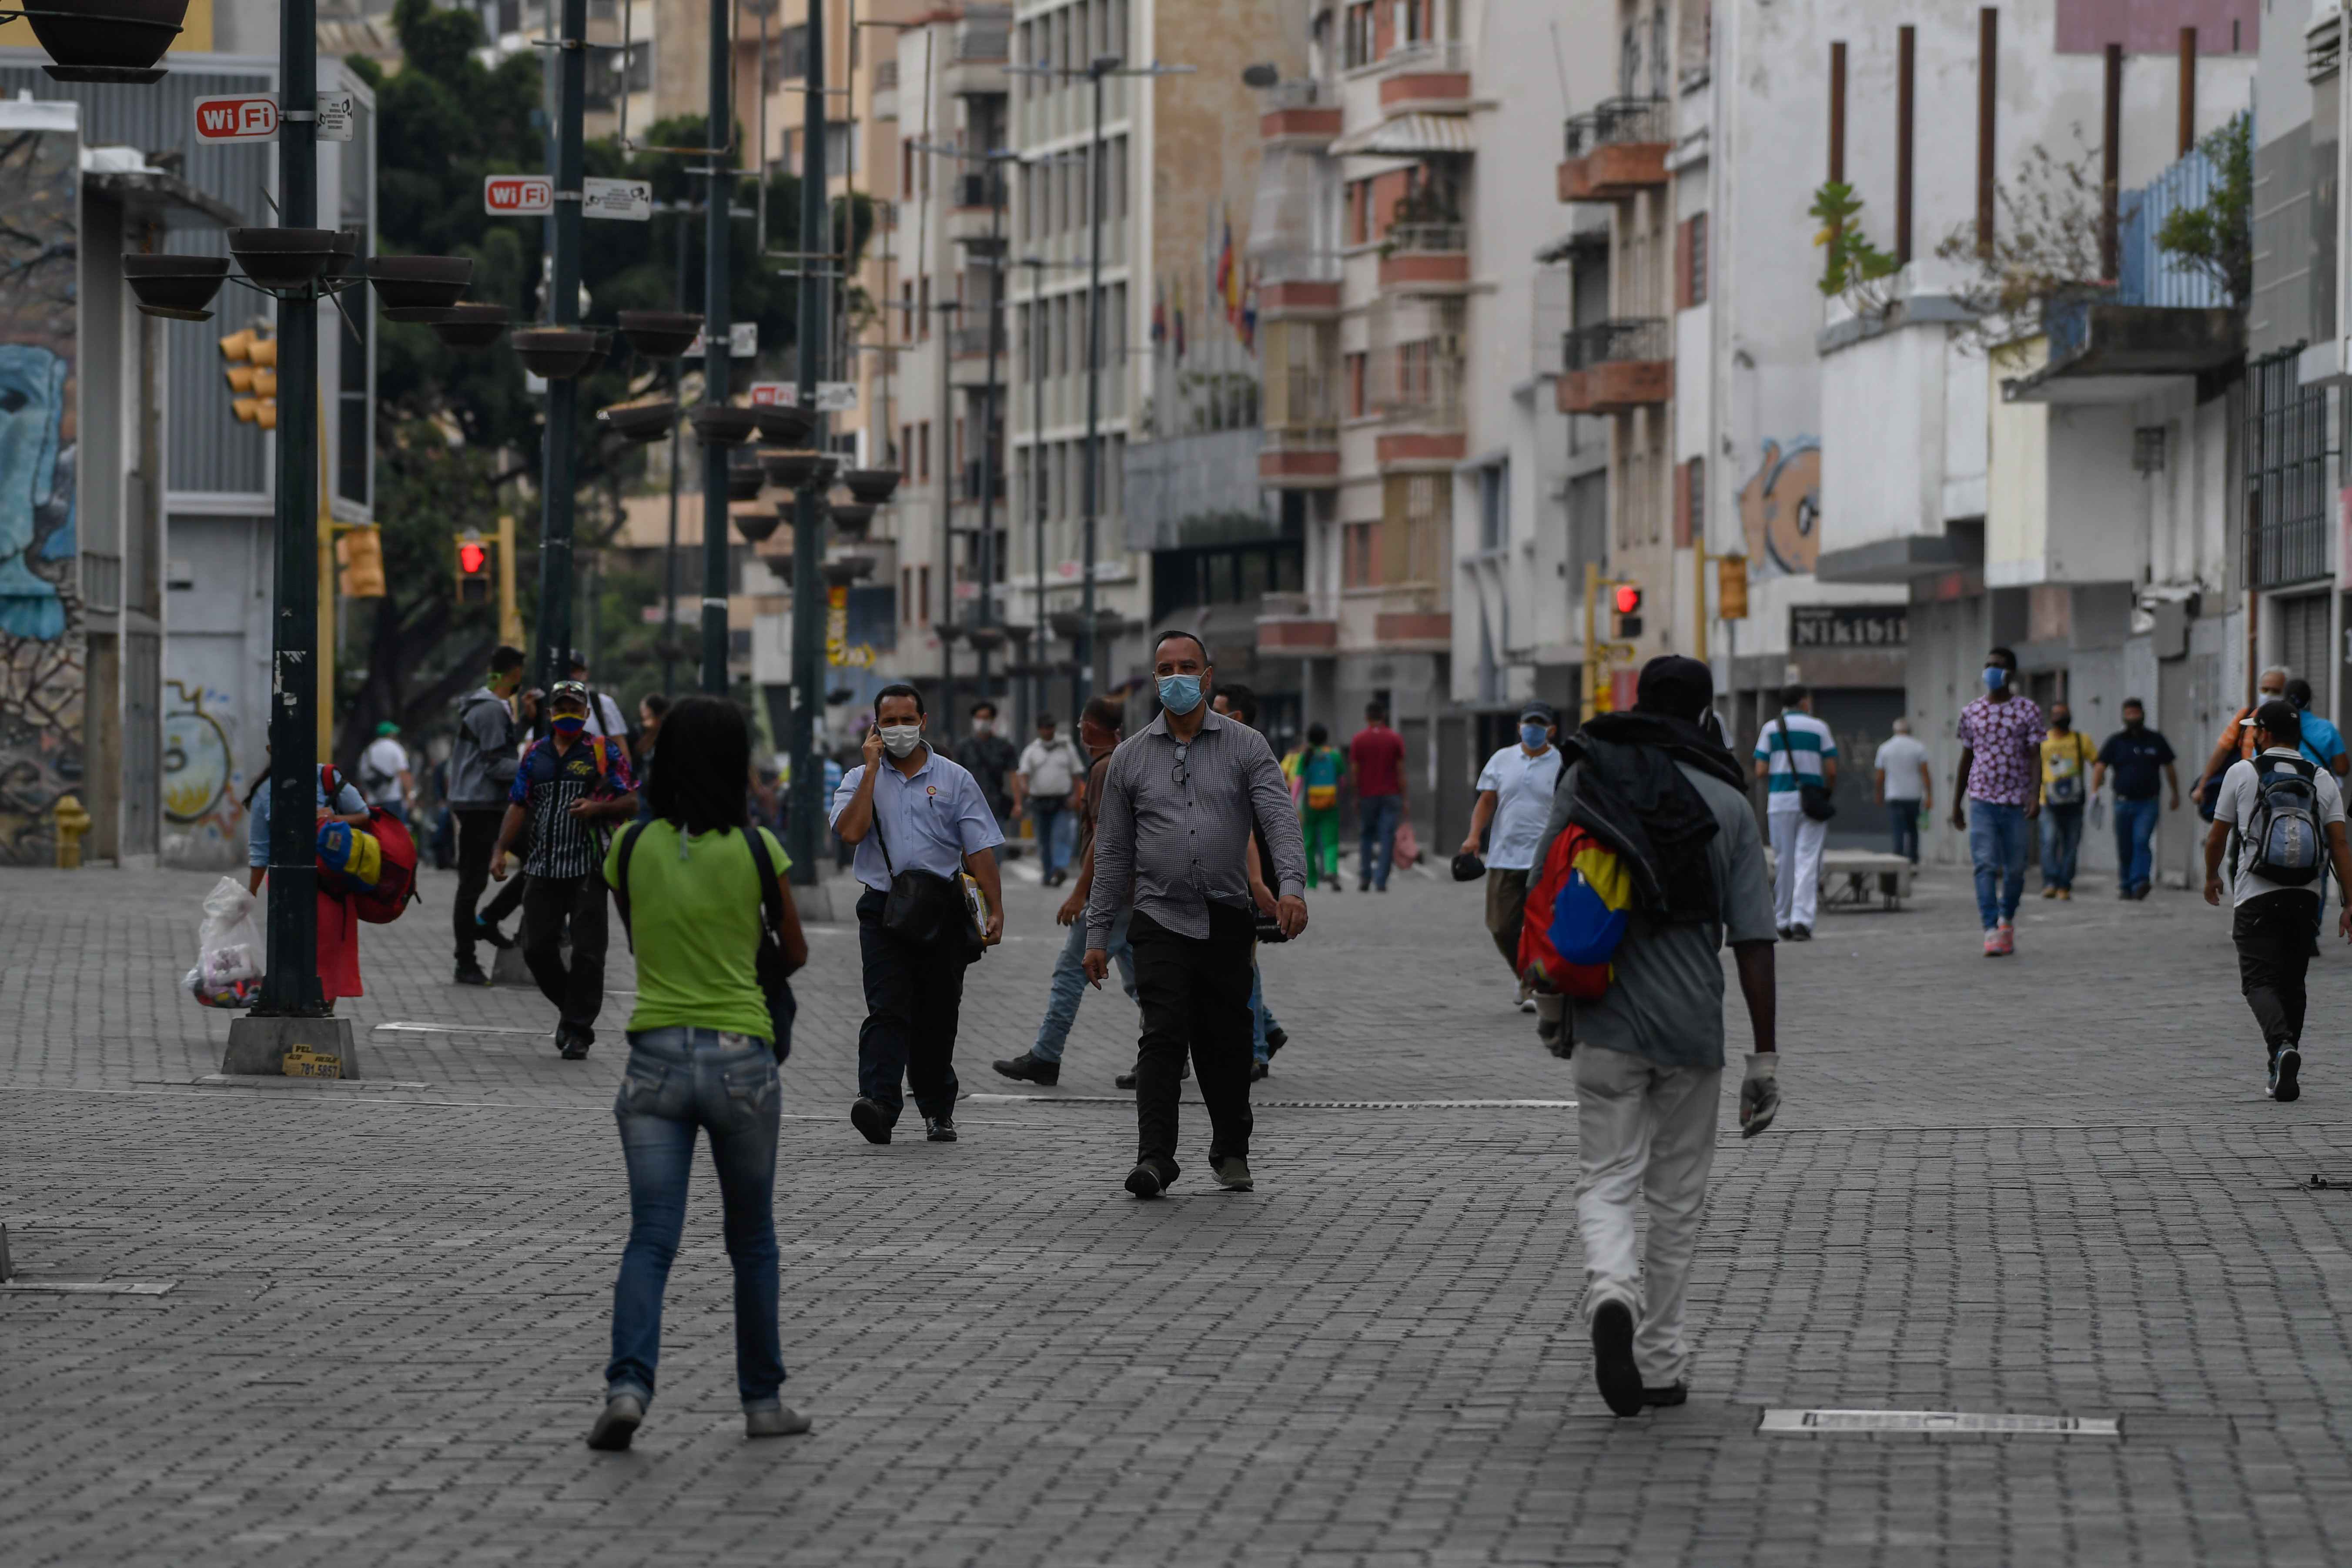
1957, 694, 2046, 806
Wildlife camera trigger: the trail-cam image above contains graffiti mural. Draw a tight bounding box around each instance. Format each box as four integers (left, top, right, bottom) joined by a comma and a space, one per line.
1739, 437, 1822, 578
0, 112, 81, 865
162, 679, 246, 860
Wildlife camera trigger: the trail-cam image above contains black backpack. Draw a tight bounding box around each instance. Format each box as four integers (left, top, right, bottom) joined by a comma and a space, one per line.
2243, 755, 2325, 886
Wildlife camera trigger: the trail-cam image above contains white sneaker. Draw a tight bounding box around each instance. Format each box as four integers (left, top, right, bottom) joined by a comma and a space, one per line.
1515, 979, 1536, 1014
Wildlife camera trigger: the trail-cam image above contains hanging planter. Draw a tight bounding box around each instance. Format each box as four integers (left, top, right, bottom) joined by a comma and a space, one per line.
726, 465, 766, 502
616, 310, 702, 360
122, 254, 228, 321
759, 448, 833, 490
827, 501, 876, 537
367, 255, 472, 321
689, 405, 760, 448
596, 399, 675, 442
323, 229, 365, 285
821, 556, 877, 587
23, 0, 188, 83
431, 302, 511, 352
965, 626, 1008, 654
226, 227, 338, 291
511, 328, 606, 379
733, 508, 783, 543
839, 467, 902, 504
752, 403, 817, 445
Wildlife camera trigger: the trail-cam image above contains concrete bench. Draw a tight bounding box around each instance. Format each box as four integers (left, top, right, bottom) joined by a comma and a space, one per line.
1761, 847, 1915, 910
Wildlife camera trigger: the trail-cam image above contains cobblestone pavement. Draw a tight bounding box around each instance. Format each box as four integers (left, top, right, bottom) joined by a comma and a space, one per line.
6, 853, 2352, 1566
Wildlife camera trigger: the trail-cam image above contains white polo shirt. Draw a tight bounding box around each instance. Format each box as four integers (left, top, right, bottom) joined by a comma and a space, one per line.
1475, 743, 1564, 870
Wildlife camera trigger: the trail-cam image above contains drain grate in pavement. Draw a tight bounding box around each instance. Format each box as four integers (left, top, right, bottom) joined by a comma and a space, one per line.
960, 1093, 1575, 1110
1760, 1408, 2120, 1437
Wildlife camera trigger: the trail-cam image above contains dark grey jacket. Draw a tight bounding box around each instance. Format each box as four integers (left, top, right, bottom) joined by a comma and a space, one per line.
446, 688, 525, 807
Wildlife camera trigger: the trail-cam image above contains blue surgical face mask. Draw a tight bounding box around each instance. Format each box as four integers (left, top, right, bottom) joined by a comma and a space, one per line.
1521, 723, 1549, 749
1158, 673, 1205, 715
552, 714, 587, 736
1983, 666, 2007, 691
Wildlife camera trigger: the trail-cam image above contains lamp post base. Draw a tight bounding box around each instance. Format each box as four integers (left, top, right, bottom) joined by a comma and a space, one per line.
222, 1015, 360, 1080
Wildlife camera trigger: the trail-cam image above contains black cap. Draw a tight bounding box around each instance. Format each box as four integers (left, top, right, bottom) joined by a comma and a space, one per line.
2248, 698, 2303, 745
1633, 655, 1714, 722
1519, 699, 1559, 725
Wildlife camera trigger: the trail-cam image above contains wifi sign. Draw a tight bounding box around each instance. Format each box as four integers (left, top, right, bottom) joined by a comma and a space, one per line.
483, 176, 555, 217
192, 95, 281, 143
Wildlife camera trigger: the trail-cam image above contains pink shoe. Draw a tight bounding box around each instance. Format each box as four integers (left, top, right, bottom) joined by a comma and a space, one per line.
1995, 923, 2015, 955
1983, 929, 2002, 957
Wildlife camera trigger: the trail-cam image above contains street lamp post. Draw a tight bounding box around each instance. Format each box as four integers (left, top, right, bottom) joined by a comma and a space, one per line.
531, 0, 589, 699
784, 0, 833, 883
658, 198, 696, 696
699, 0, 735, 696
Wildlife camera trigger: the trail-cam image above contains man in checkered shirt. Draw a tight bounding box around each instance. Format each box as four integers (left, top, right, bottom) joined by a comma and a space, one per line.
1951, 645, 2044, 957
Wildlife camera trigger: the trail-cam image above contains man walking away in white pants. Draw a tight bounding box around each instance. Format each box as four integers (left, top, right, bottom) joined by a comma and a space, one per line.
1753, 683, 1836, 940
1531, 655, 1780, 1416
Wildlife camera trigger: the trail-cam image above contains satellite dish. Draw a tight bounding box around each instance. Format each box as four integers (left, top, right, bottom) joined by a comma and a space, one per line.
1241, 62, 1279, 88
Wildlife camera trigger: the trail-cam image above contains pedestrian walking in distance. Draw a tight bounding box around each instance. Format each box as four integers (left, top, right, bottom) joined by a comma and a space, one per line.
1753, 683, 1836, 941
1015, 713, 1087, 886
1461, 699, 1566, 1051
1348, 702, 1407, 891
830, 682, 1006, 1145
357, 721, 417, 828
1087, 631, 1308, 1199
1952, 647, 2043, 956
2203, 698, 2352, 1103
954, 699, 1020, 851
1286, 723, 1348, 889
2093, 699, 2179, 900
2194, 665, 2293, 817
1529, 656, 1779, 1416
492, 681, 639, 1057
587, 696, 813, 1452
447, 645, 537, 986
1872, 716, 1930, 863
2037, 702, 2095, 899
994, 694, 1140, 1087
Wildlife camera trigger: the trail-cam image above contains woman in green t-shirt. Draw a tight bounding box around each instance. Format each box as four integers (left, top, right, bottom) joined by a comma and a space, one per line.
586, 696, 810, 1452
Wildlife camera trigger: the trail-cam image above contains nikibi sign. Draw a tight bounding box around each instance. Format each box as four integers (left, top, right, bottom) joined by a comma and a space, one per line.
1790, 604, 1908, 649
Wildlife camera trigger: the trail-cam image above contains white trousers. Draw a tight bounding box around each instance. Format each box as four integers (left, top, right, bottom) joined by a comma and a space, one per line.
1768, 808, 1827, 929
1572, 1044, 1723, 1387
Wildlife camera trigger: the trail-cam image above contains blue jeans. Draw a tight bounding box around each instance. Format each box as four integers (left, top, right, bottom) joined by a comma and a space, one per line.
1358, 794, 1402, 888
1030, 797, 1068, 879
1886, 800, 1920, 862
606, 1027, 785, 1411
1251, 961, 1284, 1063
2039, 802, 2084, 889
1033, 905, 1137, 1063
2113, 795, 2160, 893
1966, 799, 2031, 929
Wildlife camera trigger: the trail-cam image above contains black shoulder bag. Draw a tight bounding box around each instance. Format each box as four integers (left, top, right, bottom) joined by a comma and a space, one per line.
1774, 712, 1837, 822
867, 794, 967, 946
613, 820, 799, 1062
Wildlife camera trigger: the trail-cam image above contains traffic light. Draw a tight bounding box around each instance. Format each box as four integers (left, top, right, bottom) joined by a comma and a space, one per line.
219, 328, 278, 428
337, 526, 386, 598
456, 530, 492, 603
1612, 582, 1644, 640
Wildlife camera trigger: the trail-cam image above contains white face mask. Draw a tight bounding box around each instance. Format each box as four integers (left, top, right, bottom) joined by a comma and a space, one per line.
970, 718, 994, 736
879, 723, 923, 758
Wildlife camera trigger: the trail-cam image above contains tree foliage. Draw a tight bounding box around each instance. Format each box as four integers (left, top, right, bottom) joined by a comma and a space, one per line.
2156, 112, 2253, 308
1809, 181, 1901, 305
1933, 132, 2108, 351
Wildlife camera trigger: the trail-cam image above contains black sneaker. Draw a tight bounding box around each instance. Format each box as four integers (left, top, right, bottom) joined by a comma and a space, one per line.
1776, 926, 1793, 941
925, 1116, 958, 1142
1124, 1162, 1165, 1199
475, 919, 517, 950
1263, 1026, 1288, 1058
1114, 1071, 1138, 1091
454, 961, 491, 987
992, 1052, 1061, 1086
1642, 1382, 1688, 1408
1789, 924, 1812, 942
1249, 1061, 1269, 1082
850, 1097, 893, 1144
2273, 1046, 2302, 1103
1212, 1156, 1253, 1192
559, 1026, 592, 1061
1590, 1300, 1644, 1417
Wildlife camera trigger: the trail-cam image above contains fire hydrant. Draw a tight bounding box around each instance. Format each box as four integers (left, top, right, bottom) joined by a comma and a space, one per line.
51, 794, 90, 869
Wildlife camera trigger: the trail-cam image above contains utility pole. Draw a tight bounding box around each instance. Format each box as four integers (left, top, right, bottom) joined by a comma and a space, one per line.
531, 0, 588, 697
786, 0, 833, 883
699, 0, 735, 696
974, 154, 1008, 712
661, 199, 693, 695
256, 0, 326, 1020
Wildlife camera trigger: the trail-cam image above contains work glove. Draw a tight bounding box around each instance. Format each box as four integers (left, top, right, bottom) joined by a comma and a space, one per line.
1739, 1052, 1780, 1139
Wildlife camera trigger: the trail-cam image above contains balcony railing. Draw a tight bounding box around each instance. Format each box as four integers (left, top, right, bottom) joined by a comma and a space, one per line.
874, 61, 898, 90
1265, 77, 1324, 110
1385, 222, 1466, 254
1382, 39, 1468, 72
1563, 97, 1669, 158
954, 26, 1009, 61
948, 325, 1000, 358
956, 172, 1002, 209
1564, 317, 1670, 370
1263, 423, 1340, 450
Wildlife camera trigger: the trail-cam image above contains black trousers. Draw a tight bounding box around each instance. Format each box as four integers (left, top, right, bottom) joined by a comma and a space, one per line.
522, 873, 609, 1036
452, 807, 526, 964
855, 887, 968, 1122
2235, 889, 2318, 1056
1129, 905, 1257, 1176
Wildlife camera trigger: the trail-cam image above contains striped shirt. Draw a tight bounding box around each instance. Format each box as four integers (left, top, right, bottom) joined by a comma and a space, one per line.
510, 734, 636, 879
1753, 710, 1837, 812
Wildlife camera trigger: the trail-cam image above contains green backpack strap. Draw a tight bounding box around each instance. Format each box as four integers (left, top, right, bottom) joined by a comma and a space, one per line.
612, 819, 649, 952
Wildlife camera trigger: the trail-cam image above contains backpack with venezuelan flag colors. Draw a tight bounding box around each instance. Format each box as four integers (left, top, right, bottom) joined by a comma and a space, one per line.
1517, 821, 1634, 999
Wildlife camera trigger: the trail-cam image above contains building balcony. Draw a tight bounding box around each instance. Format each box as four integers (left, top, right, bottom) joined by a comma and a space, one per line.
1259, 425, 1341, 487
1557, 97, 1669, 202
1557, 318, 1672, 414
1260, 77, 1343, 145
945, 196, 1004, 249
1377, 224, 1469, 290
1999, 300, 2242, 404
1257, 593, 1338, 653
1376, 40, 1470, 112
942, 18, 1008, 97
1258, 280, 1342, 318
1374, 429, 1465, 468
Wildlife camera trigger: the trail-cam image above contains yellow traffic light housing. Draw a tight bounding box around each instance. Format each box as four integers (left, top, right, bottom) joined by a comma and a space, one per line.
1611, 582, 1644, 640
456, 529, 492, 603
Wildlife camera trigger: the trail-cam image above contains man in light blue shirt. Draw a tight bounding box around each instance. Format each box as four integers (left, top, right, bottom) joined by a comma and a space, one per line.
829, 682, 1005, 1145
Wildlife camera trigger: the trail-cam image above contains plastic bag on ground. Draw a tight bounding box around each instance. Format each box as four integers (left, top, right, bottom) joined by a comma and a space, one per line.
185, 875, 265, 1008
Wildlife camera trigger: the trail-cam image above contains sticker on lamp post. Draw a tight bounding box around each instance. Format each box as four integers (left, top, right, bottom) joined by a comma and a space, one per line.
583, 177, 653, 221
194, 94, 356, 143
314, 93, 355, 143
750, 381, 857, 411
688, 323, 761, 358
484, 175, 555, 216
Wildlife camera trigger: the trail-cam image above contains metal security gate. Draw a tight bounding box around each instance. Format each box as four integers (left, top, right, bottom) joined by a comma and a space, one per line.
2278, 592, 2332, 712
2245, 348, 2332, 590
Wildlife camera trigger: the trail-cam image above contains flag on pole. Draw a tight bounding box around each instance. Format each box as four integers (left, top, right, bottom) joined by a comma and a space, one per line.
1172, 278, 1186, 359
1239, 264, 1259, 353
1151, 282, 1167, 350
1216, 208, 1240, 330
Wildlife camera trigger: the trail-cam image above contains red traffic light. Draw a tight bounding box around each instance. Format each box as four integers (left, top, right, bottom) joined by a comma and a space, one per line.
1613, 584, 1642, 615
458, 541, 488, 575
